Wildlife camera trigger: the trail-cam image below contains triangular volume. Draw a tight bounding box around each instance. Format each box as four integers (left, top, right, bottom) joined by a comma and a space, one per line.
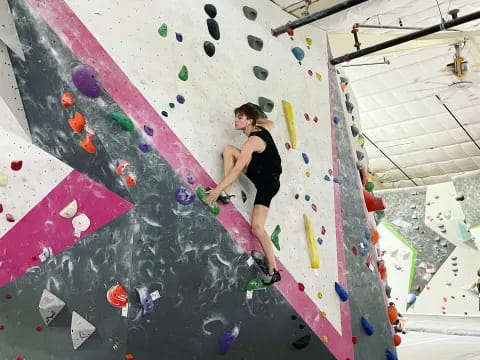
38, 289, 66, 325
0, 0, 25, 60
71, 311, 96, 350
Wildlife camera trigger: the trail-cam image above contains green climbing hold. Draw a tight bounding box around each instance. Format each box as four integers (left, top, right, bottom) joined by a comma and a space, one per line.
158, 24, 168, 37
178, 65, 189, 81
169, 103, 175, 109
271, 225, 281, 251
196, 186, 220, 216
365, 181, 374, 192
247, 277, 265, 291
109, 112, 134, 131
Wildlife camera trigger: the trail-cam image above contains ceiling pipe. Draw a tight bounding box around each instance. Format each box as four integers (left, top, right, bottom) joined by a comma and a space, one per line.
271, 0, 368, 37
330, 10, 480, 65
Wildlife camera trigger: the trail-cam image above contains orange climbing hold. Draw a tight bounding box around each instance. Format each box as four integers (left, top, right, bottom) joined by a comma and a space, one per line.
393, 334, 401, 346
125, 174, 137, 187
371, 229, 379, 245
107, 284, 129, 308
388, 303, 398, 324
125, 354, 134, 360
61, 92, 74, 108
80, 132, 96, 154
116, 160, 131, 175
68, 112, 86, 133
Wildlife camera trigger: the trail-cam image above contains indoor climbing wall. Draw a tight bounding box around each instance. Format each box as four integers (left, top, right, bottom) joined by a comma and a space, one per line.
0, 0, 396, 359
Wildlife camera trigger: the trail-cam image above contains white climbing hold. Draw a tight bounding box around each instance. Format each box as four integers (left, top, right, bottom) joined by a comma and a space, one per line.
71, 311, 96, 350
39, 289, 65, 326
0, 171, 8, 187
72, 213, 90, 237
60, 200, 78, 218
38, 247, 52, 262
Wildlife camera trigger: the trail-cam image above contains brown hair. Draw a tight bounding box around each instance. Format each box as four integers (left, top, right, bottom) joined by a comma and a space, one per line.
477, 268, 480, 277
234, 103, 259, 126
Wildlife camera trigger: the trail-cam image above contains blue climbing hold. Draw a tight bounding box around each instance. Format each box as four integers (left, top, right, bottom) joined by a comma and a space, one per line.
218, 326, 240, 355
333, 116, 340, 125
365, 229, 371, 241
333, 177, 342, 184
138, 144, 150, 153
335, 281, 349, 302
317, 237, 323, 245
386, 349, 398, 360
406, 293, 416, 305
305, 194, 310, 201
302, 153, 309, 164
324, 175, 331, 181
175, 32, 183, 42
291, 47, 305, 61
176, 94, 185, 104
361, 316, 375, 336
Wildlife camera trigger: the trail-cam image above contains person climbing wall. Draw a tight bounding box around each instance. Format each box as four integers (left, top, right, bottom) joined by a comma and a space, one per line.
469, 268, 480, 310
206, 103, 282, 285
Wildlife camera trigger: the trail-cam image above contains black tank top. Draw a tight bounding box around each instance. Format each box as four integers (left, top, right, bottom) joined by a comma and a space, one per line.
246, 126, 282, 187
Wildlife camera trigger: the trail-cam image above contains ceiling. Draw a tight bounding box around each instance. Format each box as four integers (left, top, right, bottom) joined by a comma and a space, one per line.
272, 0, 480, 188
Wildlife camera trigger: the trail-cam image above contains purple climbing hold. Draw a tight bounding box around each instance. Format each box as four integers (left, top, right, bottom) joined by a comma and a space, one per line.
138, 144, 150, 153
333, 177, 342, 184
136, 287, 154, 316
175, 32, 183, 42
71, 64, 102, 98
144, 125, 154, 136
218, 326, 239, 355
175, 187, 196, 205
176, 95, 185, 104
186, 173, 195, 185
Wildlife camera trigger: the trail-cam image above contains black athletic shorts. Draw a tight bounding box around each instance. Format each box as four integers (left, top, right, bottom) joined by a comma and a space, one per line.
254, 179, 280, 208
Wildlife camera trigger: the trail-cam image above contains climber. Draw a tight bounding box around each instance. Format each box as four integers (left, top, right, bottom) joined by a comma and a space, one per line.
205, 103, 282, 285
469, 268, 480, 310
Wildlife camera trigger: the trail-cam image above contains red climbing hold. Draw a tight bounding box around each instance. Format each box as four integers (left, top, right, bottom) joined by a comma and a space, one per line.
352, 246, 358, 256
298, 283, 305, 292
5, 294, 12, 300
61, 92, 74, 108
352, 336, 358, 344
311, 204, 317, 212
285, 142, 291, 150
116, 160, 131, 175
11, 161, 23, 171
35, 326, 43, 332
0, 325, 4, 330
68, 112, 86, 133
16, 357, 22, 360
313, 116, 318, 123
0, 204, 3, 213
321, 226, 326, 235
304, 113, 310, 121
6, 214, 15, 222
125, 354, 134, 360
307, 70, 313, 76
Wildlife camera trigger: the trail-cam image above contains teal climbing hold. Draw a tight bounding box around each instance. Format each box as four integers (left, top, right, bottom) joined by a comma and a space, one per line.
109, 112, 134, 131
292, 47, 305, 61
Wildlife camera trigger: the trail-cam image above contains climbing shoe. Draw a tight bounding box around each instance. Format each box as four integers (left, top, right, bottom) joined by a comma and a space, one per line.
262, 269, 281, 286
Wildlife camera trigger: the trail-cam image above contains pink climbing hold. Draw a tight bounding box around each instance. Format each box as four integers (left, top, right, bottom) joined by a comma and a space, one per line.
285, 142, 291, 150
298, 283, 305, 292
307, 69, 313, 76
304, 113, 310, 121
5, 294, 12, 300
313, 116, 318, 123
35, 326, 43, 332
321, 226, 326, 235
0, 324, 4, 330
311, 204, 317, 212
0, 204, 3, 213
6, 214, 15, 222
11, 161, 23, 171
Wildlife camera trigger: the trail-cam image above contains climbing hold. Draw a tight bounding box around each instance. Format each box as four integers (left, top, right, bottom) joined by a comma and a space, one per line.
125, 354, 134, 360
158, 24, 168, 37
72, 213, 90, 237
304, 113, 310, 121
253, 66, 268, 80
351, 125, 359, 137
291, 47, 305, 61
313, 116, 318, 123
0, 172, 7, 187
322, 336, 328, 344
204, 4, 217, 18
203, 41, 216, 57
346, 101, 354, 113
60, 200, 78, 218
107, 284, 129, 308
241, 190, 247, 203
352, 336, 358, 344
406, 293, 416, 305
333, 116, 340, 125
258, 97, 274, 113
285, 142, 291, 150
175, 187, 196, 205
71, 64, 102, 98
0, 204, 3, 213
71, 311, 96, 350
144, 125, 154, 136
456, 194, 465, 201
317, 237, 322, 245
320, 311, 327, 318
305, 195, 310, 201
61, 92, 74, 108
386, 349, 398, 360
176, 94, 185, 104
305, 37, 312, 46
68, 112, 86, 133
333, 177, 342, 184
271, 225, 281, 251
294, 194, 299, 199
80, 132, 96, 154
169, 103, 175, 108
247, 278, 265, 291
388, 303, 398, 324
298, 283, 305, 292
324, 175, 331, 181
243, 6, 257, 21
175, 33, 183, 42
125, 174, 137, 187
317, 292, 323, 299
371, 229, 379, 245
138, 144, 150, 153
321, 226, 326, 235
206, 19, 220, 40
39, 289, 66, 326
302, 153, 309, 164
292, 334, 311, 349
5, 214, 14, 222
352, 246, 358, 256
307, 69, 313, 76
218, 326, 239, 355
365, 181, 374, 192
281, 101, 297, 149
11, 161, 23, 171
304, 214, 319, 268
335, 282, 349, 302
136, 287, 154, 316
110, 112, 134, 132
311, 204, 317, 212
247, 35, 263, 51
116, 161, 131, 175
358, 135, 365, 147
360, 316, 374, 336
178, 65, 189, 81
315, 72, 322, 80
161, 111, 168, 117
291, 315, 298, 320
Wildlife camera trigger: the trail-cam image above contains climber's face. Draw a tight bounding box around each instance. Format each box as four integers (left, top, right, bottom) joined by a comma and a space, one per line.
234, 113, 251, 130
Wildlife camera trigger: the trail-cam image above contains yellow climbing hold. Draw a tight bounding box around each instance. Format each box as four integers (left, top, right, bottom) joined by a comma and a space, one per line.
303, 214, 319, 269
322, 336, 328, 344
334, 155, 339, 163
306, 171, 311, 178
317, 292, 323, 299
315, 72, 322, 80
320, 311, 327, 318
282, 100, 297, 149
305, 37, 312, 46
358, 135, 365, 147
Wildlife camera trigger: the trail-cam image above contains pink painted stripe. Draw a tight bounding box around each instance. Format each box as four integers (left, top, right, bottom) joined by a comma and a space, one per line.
25, 2, 353, 358
0, 170, 133, 288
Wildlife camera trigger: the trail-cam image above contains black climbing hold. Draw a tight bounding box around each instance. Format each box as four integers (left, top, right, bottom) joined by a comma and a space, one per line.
291, 315, 297, 320
465, 312, 468, 315
299, 324, 305, 330
356, 150, 364, 161
295, 194, 299, 199
204, 41, 216, 57
204, 4, 217, 18
241, 191, 247, 203
456, 194, 465, 201
346, 101, 354, 113
243, 6, 257, 21
161, 111, 168, 117
258, 97, 274, 113
292, 334, 311, 349
351, 125, 359, 137
253, 66, 268, 80
247, 35, 263, 51
207, 19, 220, 40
